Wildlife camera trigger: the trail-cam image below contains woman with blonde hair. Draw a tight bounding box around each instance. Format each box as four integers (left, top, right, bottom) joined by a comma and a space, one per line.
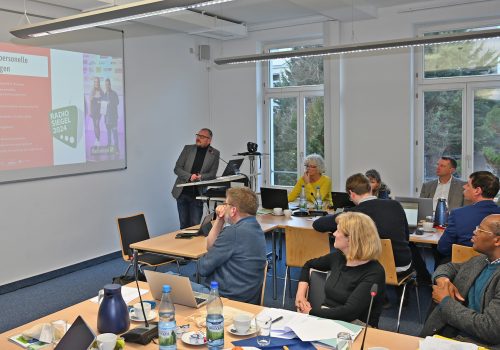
295, 212, 386, 326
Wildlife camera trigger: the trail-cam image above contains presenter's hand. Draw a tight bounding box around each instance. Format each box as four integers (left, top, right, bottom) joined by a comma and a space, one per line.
190, 173, 201, 182
433, 277, 464, 303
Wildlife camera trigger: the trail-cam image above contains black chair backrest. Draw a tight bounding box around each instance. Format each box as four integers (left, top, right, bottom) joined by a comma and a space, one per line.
308, 269, 328, 310
117, 213, 150, 258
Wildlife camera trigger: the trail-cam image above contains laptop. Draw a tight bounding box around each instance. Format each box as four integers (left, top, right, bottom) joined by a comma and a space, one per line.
331, 192, 355, 210
221, 158, 244, 177
54, 315, 95, 350
399, 201, 419, 229
395, 196, 433, 222
144, 270, 209, 308
179, 212, 213, 237
260, 187, 289, 209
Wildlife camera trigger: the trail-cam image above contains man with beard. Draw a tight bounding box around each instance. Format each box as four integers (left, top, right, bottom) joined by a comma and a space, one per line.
198, 187, 267, 304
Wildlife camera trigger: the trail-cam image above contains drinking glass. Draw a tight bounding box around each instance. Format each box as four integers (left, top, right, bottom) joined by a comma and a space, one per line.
255, 315, 271, 346
336, 331, 352, 350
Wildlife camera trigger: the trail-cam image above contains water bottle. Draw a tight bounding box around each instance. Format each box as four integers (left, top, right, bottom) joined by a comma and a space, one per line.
206, 281, 224, 350
159, 285, 176, 350
315, 186, 323, 210
434, 197, 448, 229
299, 185, 307, 213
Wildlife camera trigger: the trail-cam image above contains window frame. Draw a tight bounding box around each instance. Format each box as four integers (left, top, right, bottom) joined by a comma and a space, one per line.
415, 19, 500, 191
262, 40, 325, 188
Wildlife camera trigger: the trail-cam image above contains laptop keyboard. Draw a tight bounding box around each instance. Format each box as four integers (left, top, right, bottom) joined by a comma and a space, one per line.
194, 292, 209, 305
195, 297, 207, 305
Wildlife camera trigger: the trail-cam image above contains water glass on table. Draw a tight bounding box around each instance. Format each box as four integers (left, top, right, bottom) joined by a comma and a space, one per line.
336, 331, 353, 350
255, 315, 272, 346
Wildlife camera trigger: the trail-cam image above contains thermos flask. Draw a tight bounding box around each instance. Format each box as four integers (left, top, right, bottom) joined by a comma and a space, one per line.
434, 197, 448, 228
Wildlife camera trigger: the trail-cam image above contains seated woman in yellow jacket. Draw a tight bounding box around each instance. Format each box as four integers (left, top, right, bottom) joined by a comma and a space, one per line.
288, 154, 332, 206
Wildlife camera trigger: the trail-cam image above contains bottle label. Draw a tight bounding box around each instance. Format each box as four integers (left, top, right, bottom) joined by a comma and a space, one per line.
159, 320, 176, 350
206, 315, 224, 349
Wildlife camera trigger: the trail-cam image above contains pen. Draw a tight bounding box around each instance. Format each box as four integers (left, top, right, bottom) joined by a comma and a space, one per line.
272, 316, 283, 323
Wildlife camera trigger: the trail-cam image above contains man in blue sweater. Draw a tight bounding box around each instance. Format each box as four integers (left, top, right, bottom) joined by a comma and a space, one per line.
198, 187, 267, 304
436, 171, 500, 264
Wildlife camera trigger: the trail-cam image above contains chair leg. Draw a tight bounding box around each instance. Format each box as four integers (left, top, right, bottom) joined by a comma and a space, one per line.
278, 230, 283, 261
282, 266, 289, 308
288, 267, 292, 297
414, 280, 422, 323
176, 260, 181, 274
123, 263, 133, 276
396, 283, 407, 333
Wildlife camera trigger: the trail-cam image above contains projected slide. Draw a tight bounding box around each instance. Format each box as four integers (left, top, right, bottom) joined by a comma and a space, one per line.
0, 42, 125, 183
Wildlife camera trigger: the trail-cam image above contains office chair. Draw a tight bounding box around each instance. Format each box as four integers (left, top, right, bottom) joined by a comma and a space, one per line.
282, 226, 330, 307
451, 244, 481, 263
117, 213, 180, 276
378, 239, 421, 332
260, 261, 269, 306
307, 269, 329, 310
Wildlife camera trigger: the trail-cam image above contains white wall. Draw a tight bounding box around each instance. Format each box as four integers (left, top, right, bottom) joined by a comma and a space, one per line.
210, 0, 500, 197
0, 14, 212, 285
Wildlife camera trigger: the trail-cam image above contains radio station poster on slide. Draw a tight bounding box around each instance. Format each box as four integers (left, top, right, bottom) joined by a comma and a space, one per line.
0, 42, 125, 176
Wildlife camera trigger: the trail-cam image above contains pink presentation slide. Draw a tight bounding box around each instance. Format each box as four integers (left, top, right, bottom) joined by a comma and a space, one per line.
0, 43, 53, 171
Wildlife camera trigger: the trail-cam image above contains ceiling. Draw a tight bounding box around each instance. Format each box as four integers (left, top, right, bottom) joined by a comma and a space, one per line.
11, 0, 494, 40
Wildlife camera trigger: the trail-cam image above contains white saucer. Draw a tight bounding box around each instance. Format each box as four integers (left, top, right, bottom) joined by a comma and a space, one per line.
271, 213, 284, 216
129, 309, 157, 322
181, 331, 207, 345
422, 228, 436, 233
227, 324, 257, 336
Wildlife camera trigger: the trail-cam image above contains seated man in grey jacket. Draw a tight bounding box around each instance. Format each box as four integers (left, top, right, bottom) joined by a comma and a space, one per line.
198, 187, 267, 304
420, 214, 500, 347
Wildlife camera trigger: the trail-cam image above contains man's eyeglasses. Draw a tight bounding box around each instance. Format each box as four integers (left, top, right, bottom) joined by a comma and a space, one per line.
195, 133, 211, 139
474, 226, 496, 235
304, 164, 317, 168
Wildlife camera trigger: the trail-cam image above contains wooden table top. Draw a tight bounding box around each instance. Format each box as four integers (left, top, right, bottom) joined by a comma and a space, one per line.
0, 282, 422, 350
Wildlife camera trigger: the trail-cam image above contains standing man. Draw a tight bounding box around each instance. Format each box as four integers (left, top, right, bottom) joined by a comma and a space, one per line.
103, 79, 119, 153
198, 187, 267, 304
420, 156, 467, 211
172, 129, 219, 229
436, 171, 500, 263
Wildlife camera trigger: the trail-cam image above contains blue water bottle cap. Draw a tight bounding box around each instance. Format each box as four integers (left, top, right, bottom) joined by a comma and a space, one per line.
210, 281, 219, 289
162, 285, 171, 293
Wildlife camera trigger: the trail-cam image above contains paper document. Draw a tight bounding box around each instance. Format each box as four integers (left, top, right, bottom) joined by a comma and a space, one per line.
90, 286, 148, 304
258, 308, 361, 342
420, 336, 478, 350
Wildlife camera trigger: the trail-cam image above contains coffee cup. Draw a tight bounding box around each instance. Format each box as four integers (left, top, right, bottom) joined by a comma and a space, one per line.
283, 209, 292, 218
233, 313, 252, 334
97, 333, 117, 350
422, 221, 434, 231
273, 207, 283, 216
132, 302, 151, 320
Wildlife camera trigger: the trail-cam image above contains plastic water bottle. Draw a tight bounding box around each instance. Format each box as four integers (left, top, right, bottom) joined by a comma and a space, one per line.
206, 281, 224, 350
315, 186, 323, 210
434, 197, 448, 229
299, 185, 307, 213
158, 285, 176, 350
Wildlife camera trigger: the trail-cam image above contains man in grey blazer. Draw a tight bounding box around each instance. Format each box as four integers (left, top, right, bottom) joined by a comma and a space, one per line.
172, 128, 219, 229
420, 214, 500, 347
420, 156, 467, 211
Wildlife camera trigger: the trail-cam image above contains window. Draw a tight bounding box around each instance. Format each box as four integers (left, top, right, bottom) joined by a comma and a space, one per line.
417, 24, 500, 187
264, 45, 324, 187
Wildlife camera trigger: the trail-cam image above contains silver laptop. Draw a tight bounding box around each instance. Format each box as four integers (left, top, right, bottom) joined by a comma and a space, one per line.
144, 270, 209, 308
399, 201, 419, 229
395, 196, 433, 222
180, 212, 213, 236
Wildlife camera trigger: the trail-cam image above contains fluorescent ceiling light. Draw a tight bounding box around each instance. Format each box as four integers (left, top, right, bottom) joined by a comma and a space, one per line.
10, 0, 234, 38
214, 28, 500, 65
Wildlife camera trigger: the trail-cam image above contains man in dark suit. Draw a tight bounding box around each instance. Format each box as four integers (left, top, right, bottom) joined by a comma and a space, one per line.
313, 173, 412, 271
420, 156, 467, 211
171, 129, 219, 229
436, 171, 500, 263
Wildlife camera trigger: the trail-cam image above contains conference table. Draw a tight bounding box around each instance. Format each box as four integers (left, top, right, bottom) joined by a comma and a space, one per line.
130, 214, 443, 299
0, 282, 422, 350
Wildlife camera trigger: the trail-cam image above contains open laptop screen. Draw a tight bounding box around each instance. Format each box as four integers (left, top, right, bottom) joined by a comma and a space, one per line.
260, 187, 289, 209
221, 158, 244, 177
400, 201, 419, 228
54, 316, 95, 350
